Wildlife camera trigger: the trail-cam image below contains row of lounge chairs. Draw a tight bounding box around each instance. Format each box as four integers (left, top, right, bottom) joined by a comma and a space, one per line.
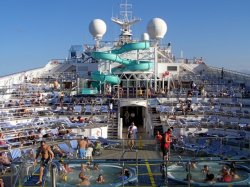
173, 136, 249, 160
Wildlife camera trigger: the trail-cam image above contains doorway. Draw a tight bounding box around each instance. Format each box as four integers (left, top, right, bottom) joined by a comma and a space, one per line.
120, 106, 144, 128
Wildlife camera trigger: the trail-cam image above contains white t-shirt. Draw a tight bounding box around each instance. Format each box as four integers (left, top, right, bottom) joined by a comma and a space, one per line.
128, 125, 137, 138
109, 103, 113, 110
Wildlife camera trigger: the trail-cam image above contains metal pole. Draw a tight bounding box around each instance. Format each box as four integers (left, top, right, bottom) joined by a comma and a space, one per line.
164, 159, 168, 186
188, 161, 191, 187
118, 85, 120, 99
154, 43, 158, 92
127, 79, 129, 98
50, 163, 57, 187
136, 150, 139, 186
136, 80, 138, 98
146, 79, 148, 99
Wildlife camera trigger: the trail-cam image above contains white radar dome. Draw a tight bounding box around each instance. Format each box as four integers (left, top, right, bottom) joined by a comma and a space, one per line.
141, 33, 149, 41
147, 18, 167, 40
89, 19, 107, 39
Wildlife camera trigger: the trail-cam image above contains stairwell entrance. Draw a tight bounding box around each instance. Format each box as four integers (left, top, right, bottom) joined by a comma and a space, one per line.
121, 106, 144, 128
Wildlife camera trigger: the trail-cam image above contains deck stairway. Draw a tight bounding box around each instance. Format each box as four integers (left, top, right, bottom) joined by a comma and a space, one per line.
107, 102, 119, 139
148, 106, 163, 137
107, 116, 118, 139
148, 107, 161, 126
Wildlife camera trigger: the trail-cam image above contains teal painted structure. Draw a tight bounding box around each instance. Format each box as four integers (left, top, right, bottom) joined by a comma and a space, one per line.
91, 71, 120, 85
90, 41, 153, 88
81, 88, 98, 95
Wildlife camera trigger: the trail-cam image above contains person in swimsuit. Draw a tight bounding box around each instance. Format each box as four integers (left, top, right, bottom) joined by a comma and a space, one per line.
34, 141, 54, 185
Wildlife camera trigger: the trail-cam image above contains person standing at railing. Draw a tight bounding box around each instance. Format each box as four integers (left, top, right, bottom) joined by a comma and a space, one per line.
78, 137, 88, 159
155, 131, 162, 151
161, 128, 172, 161
109, 98, 114, 118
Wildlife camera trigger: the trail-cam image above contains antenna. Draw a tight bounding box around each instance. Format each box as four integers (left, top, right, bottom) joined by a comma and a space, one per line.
120, 0, 132, 22
111, 0, 141, 43
181, 50, 183, 58
112, 5, 113, 18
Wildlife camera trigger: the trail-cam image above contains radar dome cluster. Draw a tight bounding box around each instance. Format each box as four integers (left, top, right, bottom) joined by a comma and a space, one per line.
89, 19, 107, 40
88, 17, 167, 40
147, 18, 167, 40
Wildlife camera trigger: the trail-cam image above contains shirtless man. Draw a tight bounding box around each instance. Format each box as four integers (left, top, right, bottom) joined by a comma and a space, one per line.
78, 137, 88, 159
34, 141, 54, 185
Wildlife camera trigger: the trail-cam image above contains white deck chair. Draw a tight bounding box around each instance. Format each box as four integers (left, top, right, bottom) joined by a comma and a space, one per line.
85, 147, 93, 160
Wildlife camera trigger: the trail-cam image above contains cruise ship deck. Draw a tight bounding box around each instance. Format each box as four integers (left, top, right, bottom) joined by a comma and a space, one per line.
0, 1, 250, 187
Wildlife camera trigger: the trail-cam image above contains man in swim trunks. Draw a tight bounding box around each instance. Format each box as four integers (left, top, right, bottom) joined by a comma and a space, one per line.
34, 141, 54, 185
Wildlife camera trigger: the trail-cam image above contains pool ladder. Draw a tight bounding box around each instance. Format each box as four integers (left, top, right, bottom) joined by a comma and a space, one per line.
119, 148, 139, 187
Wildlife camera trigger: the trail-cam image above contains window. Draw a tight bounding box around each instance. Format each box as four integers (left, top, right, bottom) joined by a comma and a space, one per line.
167, 66, 177, 71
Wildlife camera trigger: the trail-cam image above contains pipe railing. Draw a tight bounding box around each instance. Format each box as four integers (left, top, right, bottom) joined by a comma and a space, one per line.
6, 155, 250, 187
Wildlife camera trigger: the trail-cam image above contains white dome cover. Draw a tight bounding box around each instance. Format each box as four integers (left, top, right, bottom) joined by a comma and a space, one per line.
147, 18, 167, 40
89, 19, 107, 39
141, 33, 149, 41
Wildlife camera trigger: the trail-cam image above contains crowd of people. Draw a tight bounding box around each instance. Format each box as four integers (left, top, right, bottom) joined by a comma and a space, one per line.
181, 162, 241, 184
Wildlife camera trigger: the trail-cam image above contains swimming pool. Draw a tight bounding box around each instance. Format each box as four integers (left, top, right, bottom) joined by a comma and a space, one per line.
56, 164, 137, 187
167, 161, 250, 186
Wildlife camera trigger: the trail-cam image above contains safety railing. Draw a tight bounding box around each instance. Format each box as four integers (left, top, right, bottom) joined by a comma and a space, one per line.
8, 157, 250, 187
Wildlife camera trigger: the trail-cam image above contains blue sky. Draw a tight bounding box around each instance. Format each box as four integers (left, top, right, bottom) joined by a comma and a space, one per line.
0, 0, 249, 76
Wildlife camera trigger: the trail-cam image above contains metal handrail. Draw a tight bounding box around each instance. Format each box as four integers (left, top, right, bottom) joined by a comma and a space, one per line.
119, 139, 139, 187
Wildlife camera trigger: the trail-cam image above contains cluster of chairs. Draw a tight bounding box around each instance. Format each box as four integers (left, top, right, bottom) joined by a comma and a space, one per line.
0, 136, 121, 178
173, 136, 249, 160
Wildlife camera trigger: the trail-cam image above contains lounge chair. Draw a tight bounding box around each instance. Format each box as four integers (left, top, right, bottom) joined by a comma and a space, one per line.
57, 143, 75, 158
22, 148, 36, 176
85, 147, 93, 160
9, 148, 22, 162
98, 137, 120, 149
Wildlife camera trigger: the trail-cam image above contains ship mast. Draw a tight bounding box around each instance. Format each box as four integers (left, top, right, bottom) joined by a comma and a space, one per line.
111, 0, 141, 44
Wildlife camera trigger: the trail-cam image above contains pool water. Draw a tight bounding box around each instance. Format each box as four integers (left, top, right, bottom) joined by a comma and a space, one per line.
57, 164, 135, 187
167, 161, 249, 183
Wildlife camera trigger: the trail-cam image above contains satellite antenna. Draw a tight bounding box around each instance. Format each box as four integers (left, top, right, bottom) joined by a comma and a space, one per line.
89, 19, 107, 48
111, 0, 141, 43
